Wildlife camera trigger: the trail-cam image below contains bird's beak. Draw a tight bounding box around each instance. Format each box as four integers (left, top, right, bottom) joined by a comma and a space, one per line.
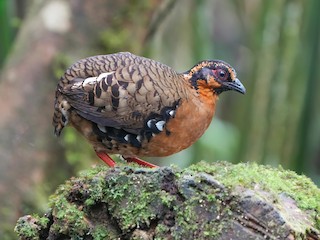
222, 78, 246, 94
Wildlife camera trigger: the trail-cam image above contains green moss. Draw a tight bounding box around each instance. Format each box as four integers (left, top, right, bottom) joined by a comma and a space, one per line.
47, 166, 174, 236
78, 164, 108, 178
47, 172, 98, 238
171, 171, 233, 239
37, 217, 49, 228
154, 223, 171, 239
50, 197, 89, 237
173, 196, 226, 239
103, 168, 163, 231
160, 191, 176, 207
81, 166, 109, 206
189, 161, 320, 228
175, 201, 198, 231
14, 215, 49, 240
91, 225, 109, 239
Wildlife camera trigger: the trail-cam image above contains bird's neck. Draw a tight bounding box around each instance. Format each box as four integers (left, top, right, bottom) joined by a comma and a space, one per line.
194, 87, 218, 128
182, 73, 219, 109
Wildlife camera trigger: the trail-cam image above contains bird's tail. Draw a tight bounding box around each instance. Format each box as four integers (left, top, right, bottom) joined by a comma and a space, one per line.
52, 93, 71, 137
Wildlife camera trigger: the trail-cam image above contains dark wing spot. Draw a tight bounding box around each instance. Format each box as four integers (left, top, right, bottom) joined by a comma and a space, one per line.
124, 134, 141, 148
107, 74, 113, 85
118, 80, 129, 89
101, 79, 109, 91
92, 123, 112, 141
88, 91, 94, 105
136, 79, 143, 90
95, 84, 102, 98
61, 114, 67, 123
111, 97, 119, 111
130, 137, 142, 148
111, 85, 119, 98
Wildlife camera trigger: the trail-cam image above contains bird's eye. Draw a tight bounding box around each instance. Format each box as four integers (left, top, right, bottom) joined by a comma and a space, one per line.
219, 70, 226, 78
218, 69, 228, 81
215, 68, 229, 81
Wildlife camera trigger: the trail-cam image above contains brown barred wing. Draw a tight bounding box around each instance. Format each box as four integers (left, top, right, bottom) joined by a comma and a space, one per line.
58, 52, 184, 135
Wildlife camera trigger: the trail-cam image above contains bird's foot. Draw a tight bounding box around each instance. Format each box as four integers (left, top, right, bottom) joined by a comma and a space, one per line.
95, 151, 116, 167
95, 151, 158, 168
122, 156, 158, 168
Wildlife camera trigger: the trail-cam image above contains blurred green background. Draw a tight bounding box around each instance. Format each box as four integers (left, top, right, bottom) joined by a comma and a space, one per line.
0, 0, 319, 238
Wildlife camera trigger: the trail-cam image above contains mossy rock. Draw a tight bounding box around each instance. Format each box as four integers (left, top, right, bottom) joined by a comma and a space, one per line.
15, 161, 320, 239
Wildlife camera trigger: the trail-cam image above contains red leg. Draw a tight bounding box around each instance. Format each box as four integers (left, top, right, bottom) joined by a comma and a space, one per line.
95, 151, 116, 167
123, 156, 158, 168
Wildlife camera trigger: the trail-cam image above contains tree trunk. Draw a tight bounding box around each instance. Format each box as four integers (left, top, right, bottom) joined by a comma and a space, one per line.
15, 162, 320, 240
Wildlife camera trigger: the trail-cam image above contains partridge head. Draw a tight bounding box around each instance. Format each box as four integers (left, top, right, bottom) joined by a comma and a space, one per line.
52, 52, 245, 167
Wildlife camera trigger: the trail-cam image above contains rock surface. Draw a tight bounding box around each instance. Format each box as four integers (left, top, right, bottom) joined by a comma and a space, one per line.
15, 161, 320, 239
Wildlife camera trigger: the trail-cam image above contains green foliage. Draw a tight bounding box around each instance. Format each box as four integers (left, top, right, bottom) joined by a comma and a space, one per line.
228, 0, 320, 179
0, 1, 19, 68
52, 53, 71, 79
196, 118, 240, 162
99, 0, 152, 53
0, 1, 10, 67
100, 28, 131, 53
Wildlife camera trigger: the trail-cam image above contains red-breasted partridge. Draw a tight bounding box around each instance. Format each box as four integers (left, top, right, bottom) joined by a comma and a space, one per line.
53, 52, 245, 167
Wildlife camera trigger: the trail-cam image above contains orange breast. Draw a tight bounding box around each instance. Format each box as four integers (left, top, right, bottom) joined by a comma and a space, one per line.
140, 92, 218, 157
